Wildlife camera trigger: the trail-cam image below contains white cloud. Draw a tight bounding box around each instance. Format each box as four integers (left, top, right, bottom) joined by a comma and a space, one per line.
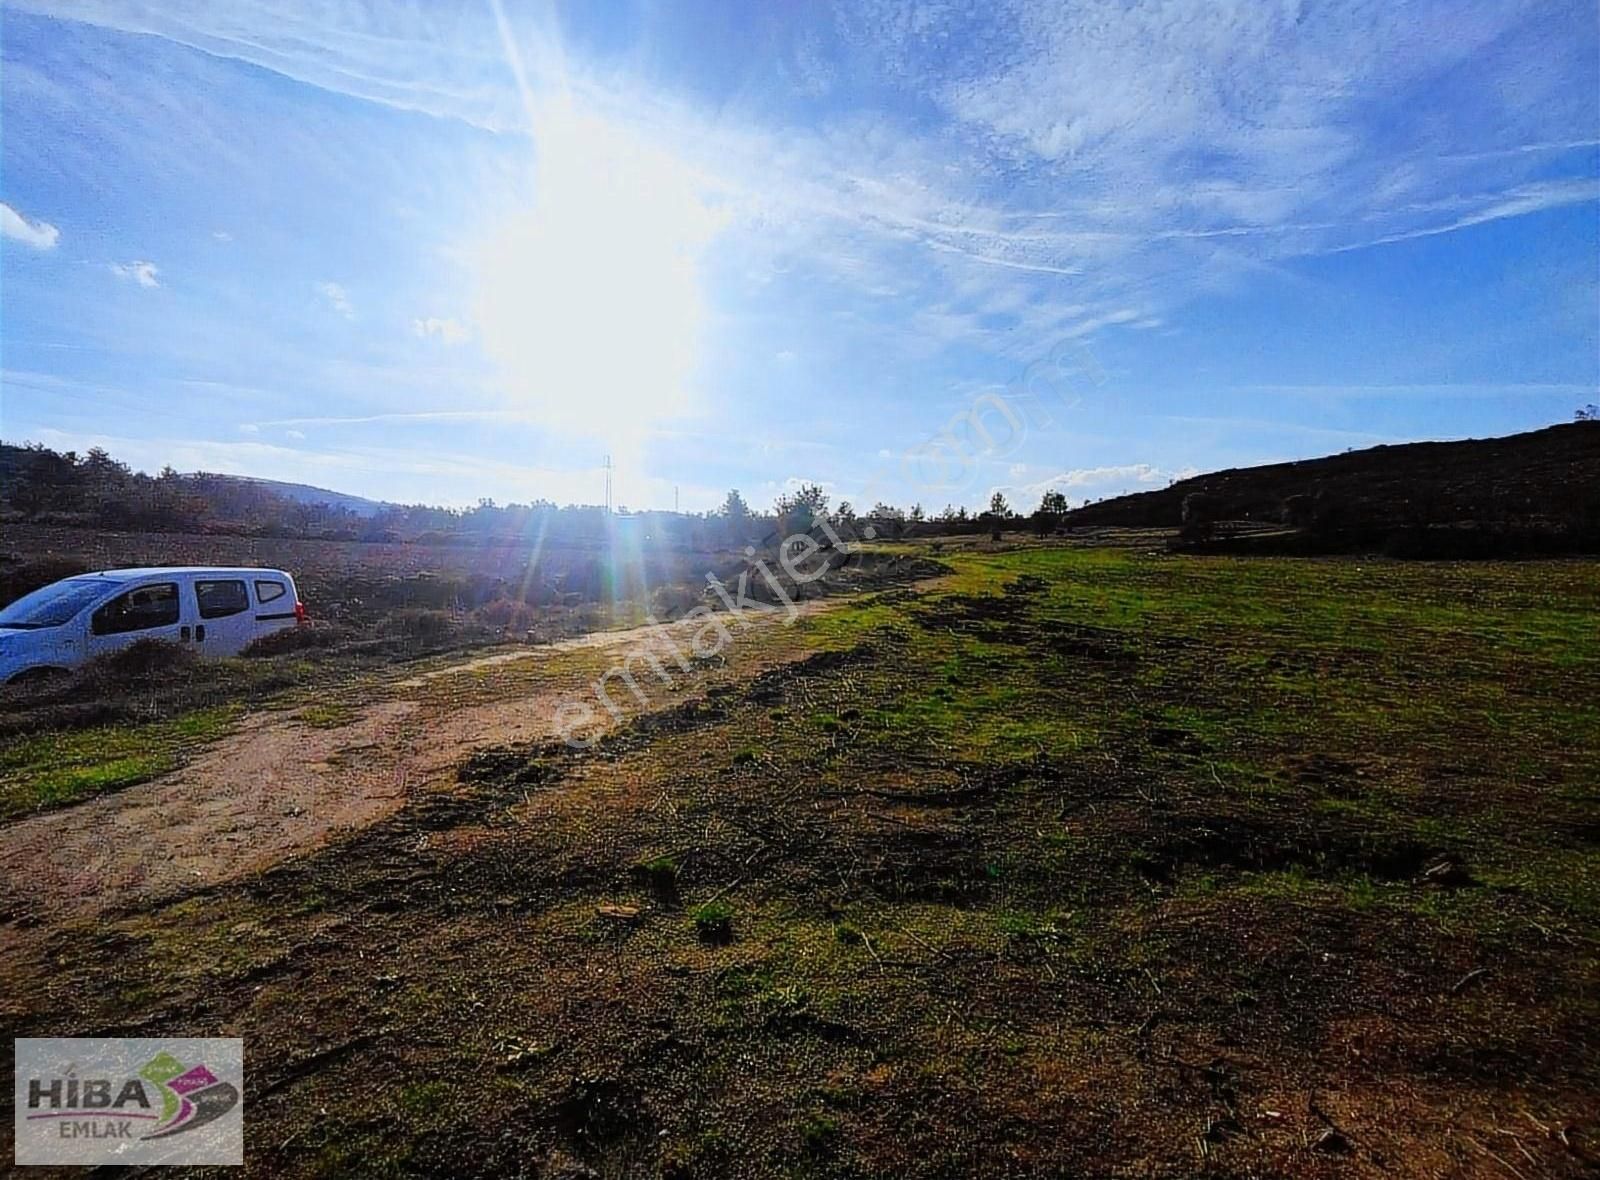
1321, 177, 1600, 253
109, 260, 160, 287
212, 230, 233, 241
411, 316, 469, 344
317, 281, 353, 318
284, 428, 306, 440
1008, 463, 1200, 506
0, 201, 59, 250
1052, 464, 1169, 489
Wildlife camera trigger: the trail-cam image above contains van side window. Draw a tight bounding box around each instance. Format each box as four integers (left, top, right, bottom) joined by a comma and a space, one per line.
196, 579, 250, 619
255, 580, 287, 604
91, 583, 179, 636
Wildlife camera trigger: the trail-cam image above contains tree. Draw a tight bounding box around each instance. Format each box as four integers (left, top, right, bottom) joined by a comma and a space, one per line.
909, 503, 925, 522
81, 446, 127, 479
1577, 404, 1599, 422
983, 491, 1012, 541
835, 500, 855, 524
866, 501, 906, 540
1033, 488, 1070, 536
792, 483, 829, 520
774, 483, 829, 536
720, 489, 752, 543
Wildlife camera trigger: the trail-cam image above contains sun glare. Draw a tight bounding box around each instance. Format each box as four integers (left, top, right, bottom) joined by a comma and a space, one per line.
473, 100, 723, 441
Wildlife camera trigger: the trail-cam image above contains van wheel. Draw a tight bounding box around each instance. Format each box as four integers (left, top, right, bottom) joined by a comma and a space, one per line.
6, 666, 70, 686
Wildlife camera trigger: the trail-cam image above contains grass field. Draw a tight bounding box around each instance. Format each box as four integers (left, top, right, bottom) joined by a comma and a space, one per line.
2, 544, 1596, 1177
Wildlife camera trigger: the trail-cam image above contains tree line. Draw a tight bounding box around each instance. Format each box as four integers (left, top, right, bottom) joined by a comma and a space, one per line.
1, 441, 1081, 548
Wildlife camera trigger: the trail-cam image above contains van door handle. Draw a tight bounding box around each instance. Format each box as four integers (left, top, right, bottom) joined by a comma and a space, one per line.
195, 625, 206, 642
180, 626, 191, 642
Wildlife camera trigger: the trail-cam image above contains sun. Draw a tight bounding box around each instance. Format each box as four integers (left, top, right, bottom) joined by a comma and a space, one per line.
473, 98, 724, 442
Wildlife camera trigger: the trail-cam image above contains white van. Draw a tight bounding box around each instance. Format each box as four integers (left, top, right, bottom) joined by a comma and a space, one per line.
0, 567, 304, 683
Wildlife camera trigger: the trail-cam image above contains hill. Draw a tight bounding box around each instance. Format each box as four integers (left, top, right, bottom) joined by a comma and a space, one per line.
1064, 422, 1600, 552
207, 474, 389, 517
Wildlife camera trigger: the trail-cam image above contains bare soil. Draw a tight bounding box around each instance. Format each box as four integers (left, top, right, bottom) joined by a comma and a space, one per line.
0, 602, 838, 929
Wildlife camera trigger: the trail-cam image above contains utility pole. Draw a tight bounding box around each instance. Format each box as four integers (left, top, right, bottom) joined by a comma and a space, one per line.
674, 485, 679, 514
603, 454, 612, 516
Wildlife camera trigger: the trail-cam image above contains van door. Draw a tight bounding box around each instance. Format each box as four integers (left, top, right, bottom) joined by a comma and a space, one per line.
250, 575, 299, 642
191, 576, 256, 656
86, 580, 188, 659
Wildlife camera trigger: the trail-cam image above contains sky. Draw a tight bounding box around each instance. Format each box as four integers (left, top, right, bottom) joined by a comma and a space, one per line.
1, 0, 1597, 513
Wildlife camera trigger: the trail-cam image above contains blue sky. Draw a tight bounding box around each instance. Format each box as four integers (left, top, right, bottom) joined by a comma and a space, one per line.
1, 1, 1596, 512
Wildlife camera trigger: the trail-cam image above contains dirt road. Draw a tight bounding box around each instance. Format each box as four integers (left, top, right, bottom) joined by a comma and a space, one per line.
0, 604, 832, 927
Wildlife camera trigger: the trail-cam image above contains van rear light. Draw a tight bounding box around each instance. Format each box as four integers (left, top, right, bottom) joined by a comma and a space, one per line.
294, 601, 307, 624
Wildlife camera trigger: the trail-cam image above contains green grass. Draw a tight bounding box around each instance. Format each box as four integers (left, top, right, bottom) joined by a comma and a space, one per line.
0, 703, 240, 819
692, 901, 735, 943
294, 702, 358, 728
396, 1080, 452, 1121
793, 546, 1600, 921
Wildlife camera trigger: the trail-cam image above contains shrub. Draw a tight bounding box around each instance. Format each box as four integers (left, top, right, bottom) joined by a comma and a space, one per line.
692, 901, 733, 945
381, 608, 456, 644
519, 580, 561, 607
631, 855, 680, 902
241, 622, 354, 658
83, 637, 198, 687
799, 1114, 840, 1156
475, 597, 539, 631
649, 584, 701, 620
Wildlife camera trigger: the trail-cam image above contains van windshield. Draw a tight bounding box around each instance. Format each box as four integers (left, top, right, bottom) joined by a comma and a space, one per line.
0, 577, 118, 629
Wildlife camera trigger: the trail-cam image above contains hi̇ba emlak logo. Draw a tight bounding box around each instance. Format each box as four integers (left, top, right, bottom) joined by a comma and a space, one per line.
14, 1038, 244, 1166
25, 1049, 239, 1140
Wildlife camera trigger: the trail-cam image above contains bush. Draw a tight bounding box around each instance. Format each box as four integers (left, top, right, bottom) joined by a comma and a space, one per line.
475, 597, 544, 632
80, 638, 199, 689
692, 901, 734, 945
241, 622, 354, 658
631, 855, 680, 903
649, 584, 701, 620
0, 556, 91, 608
381, 608, 457, 644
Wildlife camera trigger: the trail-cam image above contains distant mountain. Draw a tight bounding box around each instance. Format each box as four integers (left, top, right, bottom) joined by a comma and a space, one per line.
1064, 422, 1600, 544
205, 475, 390, 517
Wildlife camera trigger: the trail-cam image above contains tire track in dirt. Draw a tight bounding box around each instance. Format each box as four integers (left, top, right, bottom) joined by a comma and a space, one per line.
0, 601, 845, 930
